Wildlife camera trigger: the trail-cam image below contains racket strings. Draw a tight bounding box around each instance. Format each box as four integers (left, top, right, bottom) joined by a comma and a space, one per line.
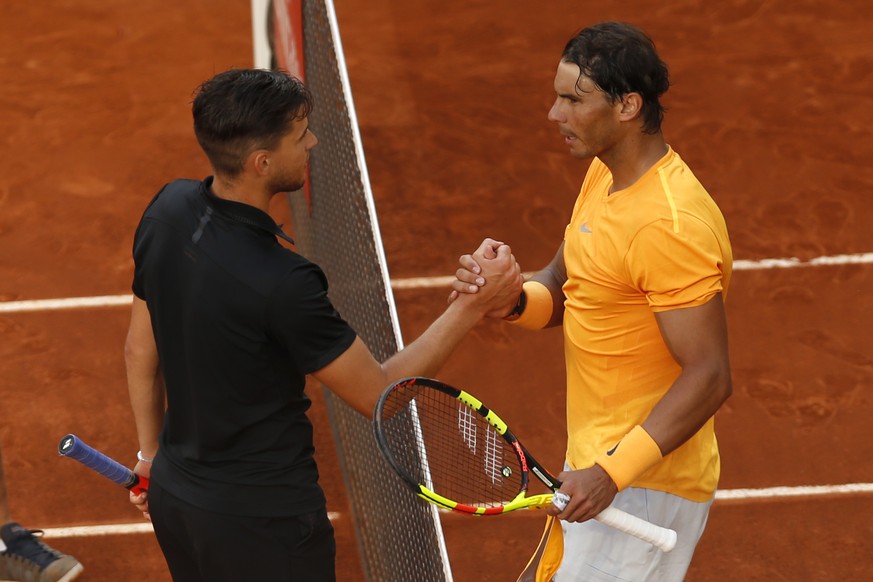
380, 384, 524, 508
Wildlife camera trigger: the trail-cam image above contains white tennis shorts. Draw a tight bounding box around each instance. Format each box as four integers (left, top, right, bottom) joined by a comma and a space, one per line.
555, 487, 713, 582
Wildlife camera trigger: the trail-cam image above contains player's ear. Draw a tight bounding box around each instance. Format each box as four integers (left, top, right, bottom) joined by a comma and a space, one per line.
249, 150, 271, 177
618, 93, 643, 122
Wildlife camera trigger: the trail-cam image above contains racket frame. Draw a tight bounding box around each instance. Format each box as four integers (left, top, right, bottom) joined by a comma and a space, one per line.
374, 377, 678, 552
376, 377, 566, 514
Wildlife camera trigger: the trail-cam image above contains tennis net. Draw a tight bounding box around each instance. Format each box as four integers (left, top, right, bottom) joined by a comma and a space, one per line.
252, 1, 453, 580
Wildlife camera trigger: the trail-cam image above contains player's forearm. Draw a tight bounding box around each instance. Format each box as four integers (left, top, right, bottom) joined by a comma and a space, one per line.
125, 344, 164, 456
320, 244, 520, 417
381, 298, 484, 381
643, 294, 733, 456
642, 360, 732, 456
317, 299, 486, 419
124, 298, 164, 455
593, 366, 731, 493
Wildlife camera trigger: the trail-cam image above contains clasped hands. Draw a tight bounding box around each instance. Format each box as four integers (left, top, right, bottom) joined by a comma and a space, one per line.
447, 238, 522, 318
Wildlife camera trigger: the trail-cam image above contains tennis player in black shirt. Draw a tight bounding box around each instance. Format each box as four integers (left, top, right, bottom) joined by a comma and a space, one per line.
124, 68, 521, 581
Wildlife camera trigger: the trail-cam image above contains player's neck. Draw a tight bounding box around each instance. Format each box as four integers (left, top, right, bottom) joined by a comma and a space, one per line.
602, 133, 668, 194
210, 175, 271, 213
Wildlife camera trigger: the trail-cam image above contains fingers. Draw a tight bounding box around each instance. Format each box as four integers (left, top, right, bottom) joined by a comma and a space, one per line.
493, 243, 512, 259
453, 239, 517, 308
475, 238, 504, 261
130, 490, 150, 518
458, 239, 511, 271
454, 266, 485, 291
546, 482, 614, 522
457, 253, 482, 277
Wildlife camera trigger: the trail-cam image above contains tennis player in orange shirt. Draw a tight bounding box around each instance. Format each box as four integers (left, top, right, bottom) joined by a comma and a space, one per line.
451, 22, 733, 582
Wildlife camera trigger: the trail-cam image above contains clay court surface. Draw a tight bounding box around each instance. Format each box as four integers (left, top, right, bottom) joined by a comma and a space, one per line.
2, 0, 872, 580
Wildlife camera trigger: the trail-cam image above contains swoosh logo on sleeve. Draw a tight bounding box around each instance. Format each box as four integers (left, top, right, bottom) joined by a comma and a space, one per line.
580, 222, 592, 233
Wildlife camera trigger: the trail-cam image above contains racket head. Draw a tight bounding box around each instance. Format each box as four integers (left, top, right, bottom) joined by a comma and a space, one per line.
374, 377, 540, 515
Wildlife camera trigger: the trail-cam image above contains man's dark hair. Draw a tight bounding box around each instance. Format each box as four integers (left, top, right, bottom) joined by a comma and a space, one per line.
562, 22, 669, 134
192, 68, 313, 177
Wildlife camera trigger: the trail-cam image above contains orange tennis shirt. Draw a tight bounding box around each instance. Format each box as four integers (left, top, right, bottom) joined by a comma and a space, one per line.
562, 147, 732, 502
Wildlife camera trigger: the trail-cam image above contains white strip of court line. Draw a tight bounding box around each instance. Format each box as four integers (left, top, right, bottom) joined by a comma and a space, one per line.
0, 294, 134, 313
40, 512, 343, 539
395, 251, 873, 289
715, 482, 873, 500
34, 483, 873, 539
1, 252, 872, 314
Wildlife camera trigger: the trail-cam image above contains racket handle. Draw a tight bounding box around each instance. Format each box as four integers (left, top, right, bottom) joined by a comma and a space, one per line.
58, 434, 150, 495
595, 506, 677, 552
552, 491, 570, 511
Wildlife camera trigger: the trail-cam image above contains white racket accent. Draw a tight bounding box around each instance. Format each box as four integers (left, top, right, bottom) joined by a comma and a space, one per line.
595, 506, 677, 552
552, 491, 570, 511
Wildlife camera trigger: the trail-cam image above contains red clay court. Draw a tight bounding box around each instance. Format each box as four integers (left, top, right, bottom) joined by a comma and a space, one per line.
1, 0, 872, 580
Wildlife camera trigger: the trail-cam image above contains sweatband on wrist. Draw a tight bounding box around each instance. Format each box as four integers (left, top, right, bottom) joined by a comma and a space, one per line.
595, 425, 663, 491
508, 280, 553, 330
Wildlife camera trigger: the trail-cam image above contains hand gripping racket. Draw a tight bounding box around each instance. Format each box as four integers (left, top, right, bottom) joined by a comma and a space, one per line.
58, 434, 149, 495
373, 377, 677, 552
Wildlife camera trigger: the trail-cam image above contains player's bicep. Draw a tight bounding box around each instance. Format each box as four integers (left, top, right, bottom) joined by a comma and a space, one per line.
125, 297, 158, 366
654, 294, 730, 379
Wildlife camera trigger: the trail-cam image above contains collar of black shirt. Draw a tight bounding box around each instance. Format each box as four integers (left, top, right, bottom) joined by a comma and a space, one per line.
200, 176, 296, 246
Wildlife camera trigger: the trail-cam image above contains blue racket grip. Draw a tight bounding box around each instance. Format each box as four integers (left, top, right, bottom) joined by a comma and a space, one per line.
58, 434, 149, 495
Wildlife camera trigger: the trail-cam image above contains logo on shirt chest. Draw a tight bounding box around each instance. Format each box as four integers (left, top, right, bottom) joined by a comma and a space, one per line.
580, 222, 592, 234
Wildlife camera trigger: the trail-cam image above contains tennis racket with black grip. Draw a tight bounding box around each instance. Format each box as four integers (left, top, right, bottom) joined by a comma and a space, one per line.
58, 434, 149, 495
373, 377, 677, 552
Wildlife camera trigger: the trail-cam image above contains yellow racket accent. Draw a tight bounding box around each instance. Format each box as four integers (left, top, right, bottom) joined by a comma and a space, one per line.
456, 389, 509, 435
417, 485, 556, 515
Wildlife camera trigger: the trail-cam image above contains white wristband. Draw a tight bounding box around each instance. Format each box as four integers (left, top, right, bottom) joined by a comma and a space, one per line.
136, 450, 154, 463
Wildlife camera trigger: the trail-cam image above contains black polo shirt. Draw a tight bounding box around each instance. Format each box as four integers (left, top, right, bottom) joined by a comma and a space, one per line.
132, 177, 356, 517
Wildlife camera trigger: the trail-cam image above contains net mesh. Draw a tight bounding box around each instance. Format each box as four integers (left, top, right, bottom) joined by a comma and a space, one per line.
282, 1, 452, 580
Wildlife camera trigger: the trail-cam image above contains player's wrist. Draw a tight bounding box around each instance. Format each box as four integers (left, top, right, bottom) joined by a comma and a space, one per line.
594, 425, 663, 491
136, 450, 155, 463
447, 291, 490, 319
506, 280, 552, 329
502, 289, 527, 321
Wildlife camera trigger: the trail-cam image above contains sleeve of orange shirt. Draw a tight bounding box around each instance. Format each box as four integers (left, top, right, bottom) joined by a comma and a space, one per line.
625, 214, 729, 311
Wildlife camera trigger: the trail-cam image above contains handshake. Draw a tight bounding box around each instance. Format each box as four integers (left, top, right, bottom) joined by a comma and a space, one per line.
446, 237, 524, 320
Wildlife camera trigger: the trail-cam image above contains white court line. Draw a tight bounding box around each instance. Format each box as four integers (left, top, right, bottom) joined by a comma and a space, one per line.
0, 294, 134, 313
733, 252, 873, 271
40, 512, 343, 539
34, 483, 873, 539
1, 251, 872, 314
714, 482, 873, 501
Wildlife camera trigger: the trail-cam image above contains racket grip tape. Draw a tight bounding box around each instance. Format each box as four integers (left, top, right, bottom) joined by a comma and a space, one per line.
57, 434, 149, 495
595, 506, 677, 552
552, 492, 570, 511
